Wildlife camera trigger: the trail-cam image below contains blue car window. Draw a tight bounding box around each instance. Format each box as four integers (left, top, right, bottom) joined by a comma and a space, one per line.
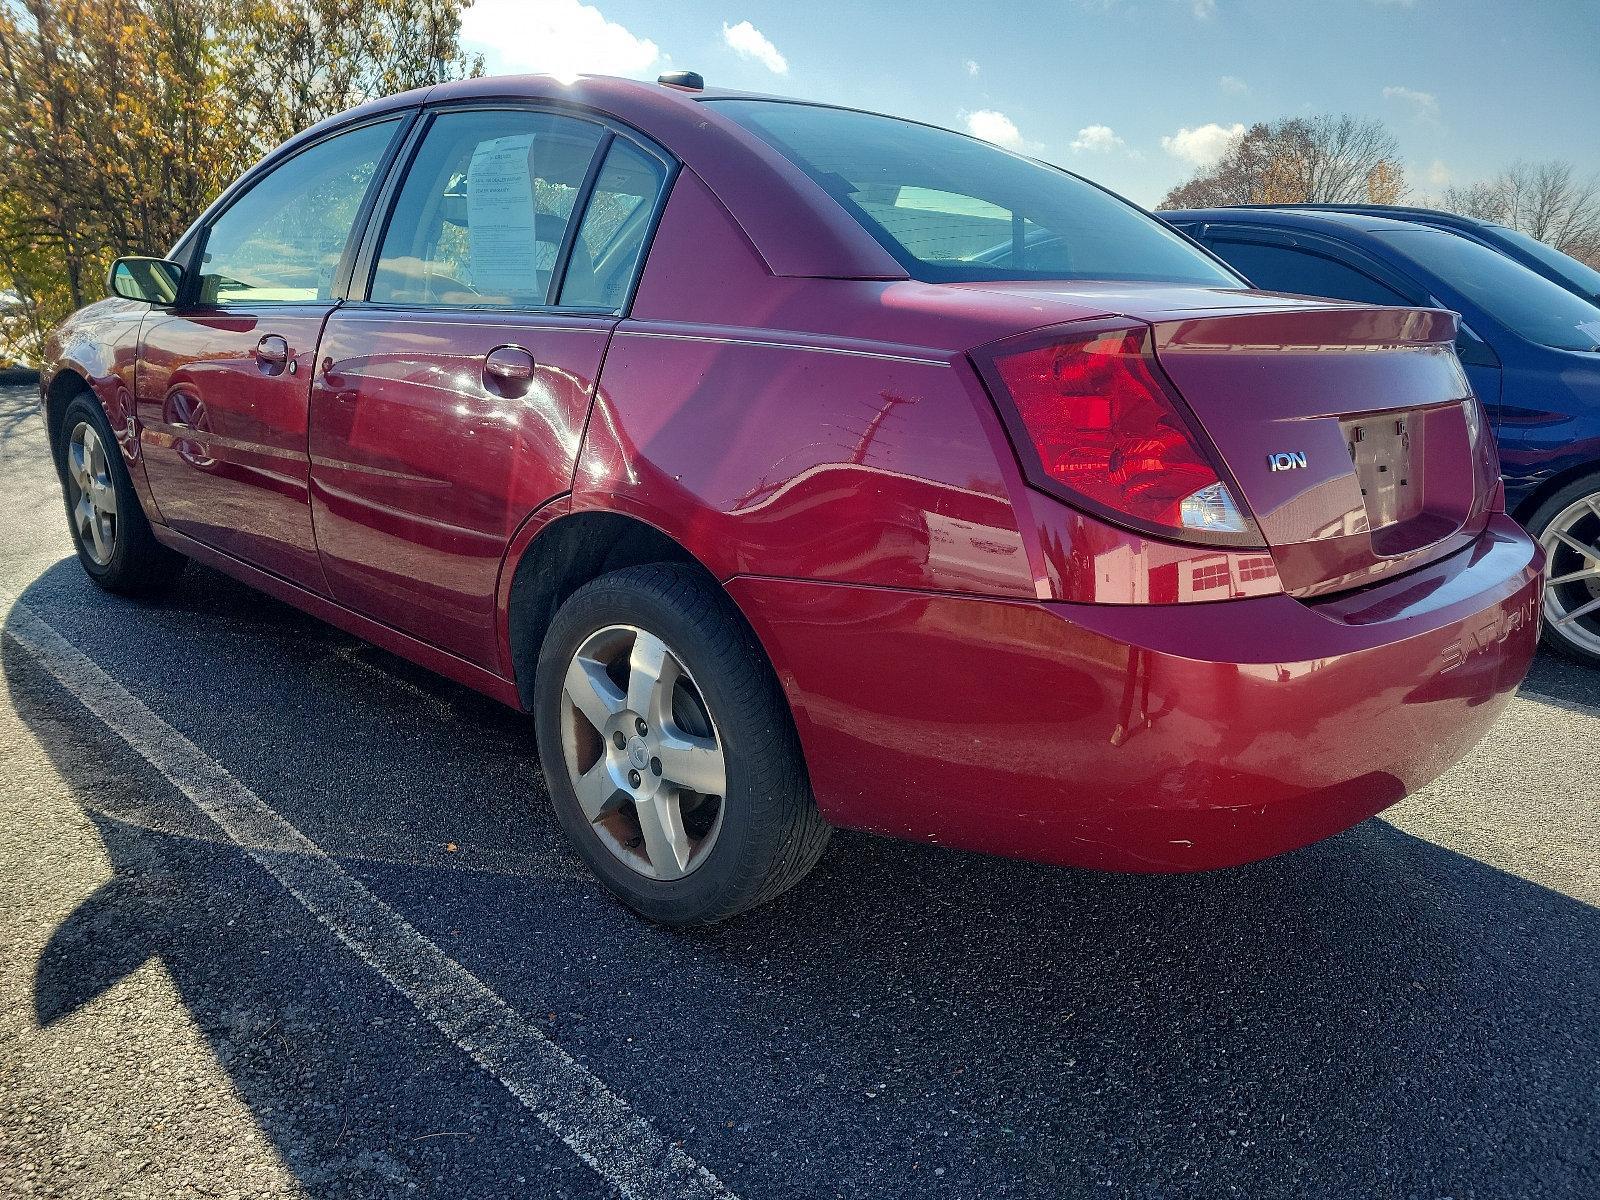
1374, 228, 1600, 352
1492, 226, 1600, 303
1206, 239, 1415, 308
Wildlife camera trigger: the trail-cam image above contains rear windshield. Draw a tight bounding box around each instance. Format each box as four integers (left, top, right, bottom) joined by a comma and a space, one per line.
1374, 227, 1600, 352
710, 100, 1240, 287
1493, 226, 1600, 301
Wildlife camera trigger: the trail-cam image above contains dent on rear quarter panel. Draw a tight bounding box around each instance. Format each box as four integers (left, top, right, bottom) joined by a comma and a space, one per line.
572, 170, 1040, 598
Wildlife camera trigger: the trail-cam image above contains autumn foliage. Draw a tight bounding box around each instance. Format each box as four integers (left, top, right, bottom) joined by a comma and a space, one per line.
1159, 115, 1409, 209
0, 0, 480, 362
1157, 113, 1600, 275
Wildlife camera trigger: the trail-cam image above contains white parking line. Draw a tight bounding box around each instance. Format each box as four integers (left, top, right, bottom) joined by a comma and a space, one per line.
3, 599, 737, 1200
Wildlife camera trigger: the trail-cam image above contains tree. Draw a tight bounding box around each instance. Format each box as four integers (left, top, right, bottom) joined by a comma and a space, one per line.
1160, 114, 1408, 209
1440, 161, 1600, 267
219, 0, 483, 151
0, 0, 480, 363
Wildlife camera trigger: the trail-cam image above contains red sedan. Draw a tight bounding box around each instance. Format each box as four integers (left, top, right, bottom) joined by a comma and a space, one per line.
42, 74, 1541, 923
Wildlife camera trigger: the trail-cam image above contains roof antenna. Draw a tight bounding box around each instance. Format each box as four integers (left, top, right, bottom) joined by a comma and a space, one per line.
658, 70, 704, 91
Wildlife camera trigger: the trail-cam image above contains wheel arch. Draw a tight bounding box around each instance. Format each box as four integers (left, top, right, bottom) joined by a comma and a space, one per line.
503, 508, 731, 711
1512, 456, 1600, 529
42, 366, 95, 463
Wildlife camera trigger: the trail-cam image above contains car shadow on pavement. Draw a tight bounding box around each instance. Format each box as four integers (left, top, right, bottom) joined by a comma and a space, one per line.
5, 556, 1598, 1199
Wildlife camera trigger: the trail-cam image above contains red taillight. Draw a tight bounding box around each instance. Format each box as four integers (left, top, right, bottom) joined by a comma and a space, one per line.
984, 325, 1256, 543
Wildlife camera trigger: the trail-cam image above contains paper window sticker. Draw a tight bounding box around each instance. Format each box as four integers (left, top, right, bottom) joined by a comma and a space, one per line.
467, 133, 542, 299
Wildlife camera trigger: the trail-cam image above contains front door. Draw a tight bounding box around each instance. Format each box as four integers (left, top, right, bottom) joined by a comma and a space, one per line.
137, 118, 402, 590
308, 109, 671, 667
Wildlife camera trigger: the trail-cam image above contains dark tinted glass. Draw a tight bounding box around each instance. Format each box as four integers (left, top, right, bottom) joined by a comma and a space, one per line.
1207, 239, 1416, 307
1376, 228, 1600, 351
371, 110, 605, 308
712, 100, 1239, 286
559, 138, 668, 309
1493, 227, 1600, 300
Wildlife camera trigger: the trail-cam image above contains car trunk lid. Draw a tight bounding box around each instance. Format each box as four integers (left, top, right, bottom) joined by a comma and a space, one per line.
1146, 304, 1489, 595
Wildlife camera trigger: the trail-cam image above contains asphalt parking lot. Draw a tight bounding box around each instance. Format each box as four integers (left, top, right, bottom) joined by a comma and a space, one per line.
1, 379, 1597, 1199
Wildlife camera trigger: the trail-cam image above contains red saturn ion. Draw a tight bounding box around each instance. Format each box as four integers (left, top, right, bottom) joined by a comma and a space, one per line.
43, 73, 1541, 923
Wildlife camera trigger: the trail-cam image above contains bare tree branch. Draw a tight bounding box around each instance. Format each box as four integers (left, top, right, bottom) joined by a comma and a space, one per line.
1159, 114, 1408, 209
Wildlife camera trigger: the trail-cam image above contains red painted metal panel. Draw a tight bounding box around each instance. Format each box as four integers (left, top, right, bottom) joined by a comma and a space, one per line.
728, 516, 1540, 872
309, 309, 611, 667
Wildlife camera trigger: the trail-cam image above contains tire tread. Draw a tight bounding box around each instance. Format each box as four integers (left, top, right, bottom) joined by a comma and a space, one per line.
59, 392, 185, 596
1526, 473, 1600, 669
535, 562, 830, 923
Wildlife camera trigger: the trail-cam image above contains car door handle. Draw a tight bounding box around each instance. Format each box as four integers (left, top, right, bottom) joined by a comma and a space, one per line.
484, 345, 536, 393
254, 334, 290, 375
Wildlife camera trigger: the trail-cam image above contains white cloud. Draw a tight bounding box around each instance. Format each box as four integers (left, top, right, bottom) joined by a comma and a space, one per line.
965, 59, 980, 76
1161, 122, 1246, 167
459, 0, 660, 80
1191, 0, 1217, 16
1071, 124, 1124, 153
721, 19, 788, 74
1427, 159, 1452, 187
1219, 74, 1248, 94
1383, 84, 1439, 119
964, 109, 1023, 148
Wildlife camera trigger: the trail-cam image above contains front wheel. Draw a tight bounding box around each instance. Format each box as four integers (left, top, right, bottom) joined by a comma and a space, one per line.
533, 564, 831, 924
58, 392, 185, 595
1528, 474, 1600, 668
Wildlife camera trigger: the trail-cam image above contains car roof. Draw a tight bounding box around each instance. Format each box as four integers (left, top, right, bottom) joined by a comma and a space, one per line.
1200, 203, 1506, 233
267, 73, 912, 282
1159, 206, 1455, 239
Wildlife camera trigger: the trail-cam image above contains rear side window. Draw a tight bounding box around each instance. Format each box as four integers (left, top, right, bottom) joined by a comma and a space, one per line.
198, 119, 399, 305
711, 100, 1240, 287
1493, 226, 1600, 301
559, 139, 669, 309
1207, 239, 1416, 307
370, 110, 606, 308
1374, 227, 1600, 352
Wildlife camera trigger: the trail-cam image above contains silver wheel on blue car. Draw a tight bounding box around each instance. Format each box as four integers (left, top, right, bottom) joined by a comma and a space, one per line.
1531, 478, 1600, 667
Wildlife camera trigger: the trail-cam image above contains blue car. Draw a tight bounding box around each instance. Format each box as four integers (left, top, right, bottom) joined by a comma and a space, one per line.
1163, 206, 1600, 666
1212, 203, 1600, 308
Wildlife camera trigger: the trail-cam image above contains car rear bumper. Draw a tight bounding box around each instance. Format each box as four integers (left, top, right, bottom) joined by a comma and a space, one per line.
727, 514, 1543, 872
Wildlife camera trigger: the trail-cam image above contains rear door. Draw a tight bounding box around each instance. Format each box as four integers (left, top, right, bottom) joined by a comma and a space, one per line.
137, 117, 404, 590
308, 107, 672, 667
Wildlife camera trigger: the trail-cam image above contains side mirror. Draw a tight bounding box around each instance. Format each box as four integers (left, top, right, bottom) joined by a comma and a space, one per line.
108, 256, 183, 305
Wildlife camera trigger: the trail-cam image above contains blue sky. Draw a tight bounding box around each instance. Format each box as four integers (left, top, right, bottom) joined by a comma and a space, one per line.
458, 0, 1600, 208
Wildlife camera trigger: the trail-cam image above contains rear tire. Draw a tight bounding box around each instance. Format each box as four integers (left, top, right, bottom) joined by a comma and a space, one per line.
1526, 473, 1600, 668
58, 392, 185, 595
533, 563, 831, 924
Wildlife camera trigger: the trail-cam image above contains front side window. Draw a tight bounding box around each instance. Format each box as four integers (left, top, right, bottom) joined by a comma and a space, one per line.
198, 120, 399, 305
710, 99, 1240, 287
370, 110, 606, 308
1376, 227, 1600, 352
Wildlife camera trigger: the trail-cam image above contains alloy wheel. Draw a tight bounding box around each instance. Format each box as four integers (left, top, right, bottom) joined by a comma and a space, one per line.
558, 624, 727, 881
67, 421, 118, 565
1539, 490, 1600, 659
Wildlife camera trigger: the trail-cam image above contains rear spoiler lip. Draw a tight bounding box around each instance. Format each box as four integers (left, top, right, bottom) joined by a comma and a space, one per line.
1148, 303, 1460, 353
